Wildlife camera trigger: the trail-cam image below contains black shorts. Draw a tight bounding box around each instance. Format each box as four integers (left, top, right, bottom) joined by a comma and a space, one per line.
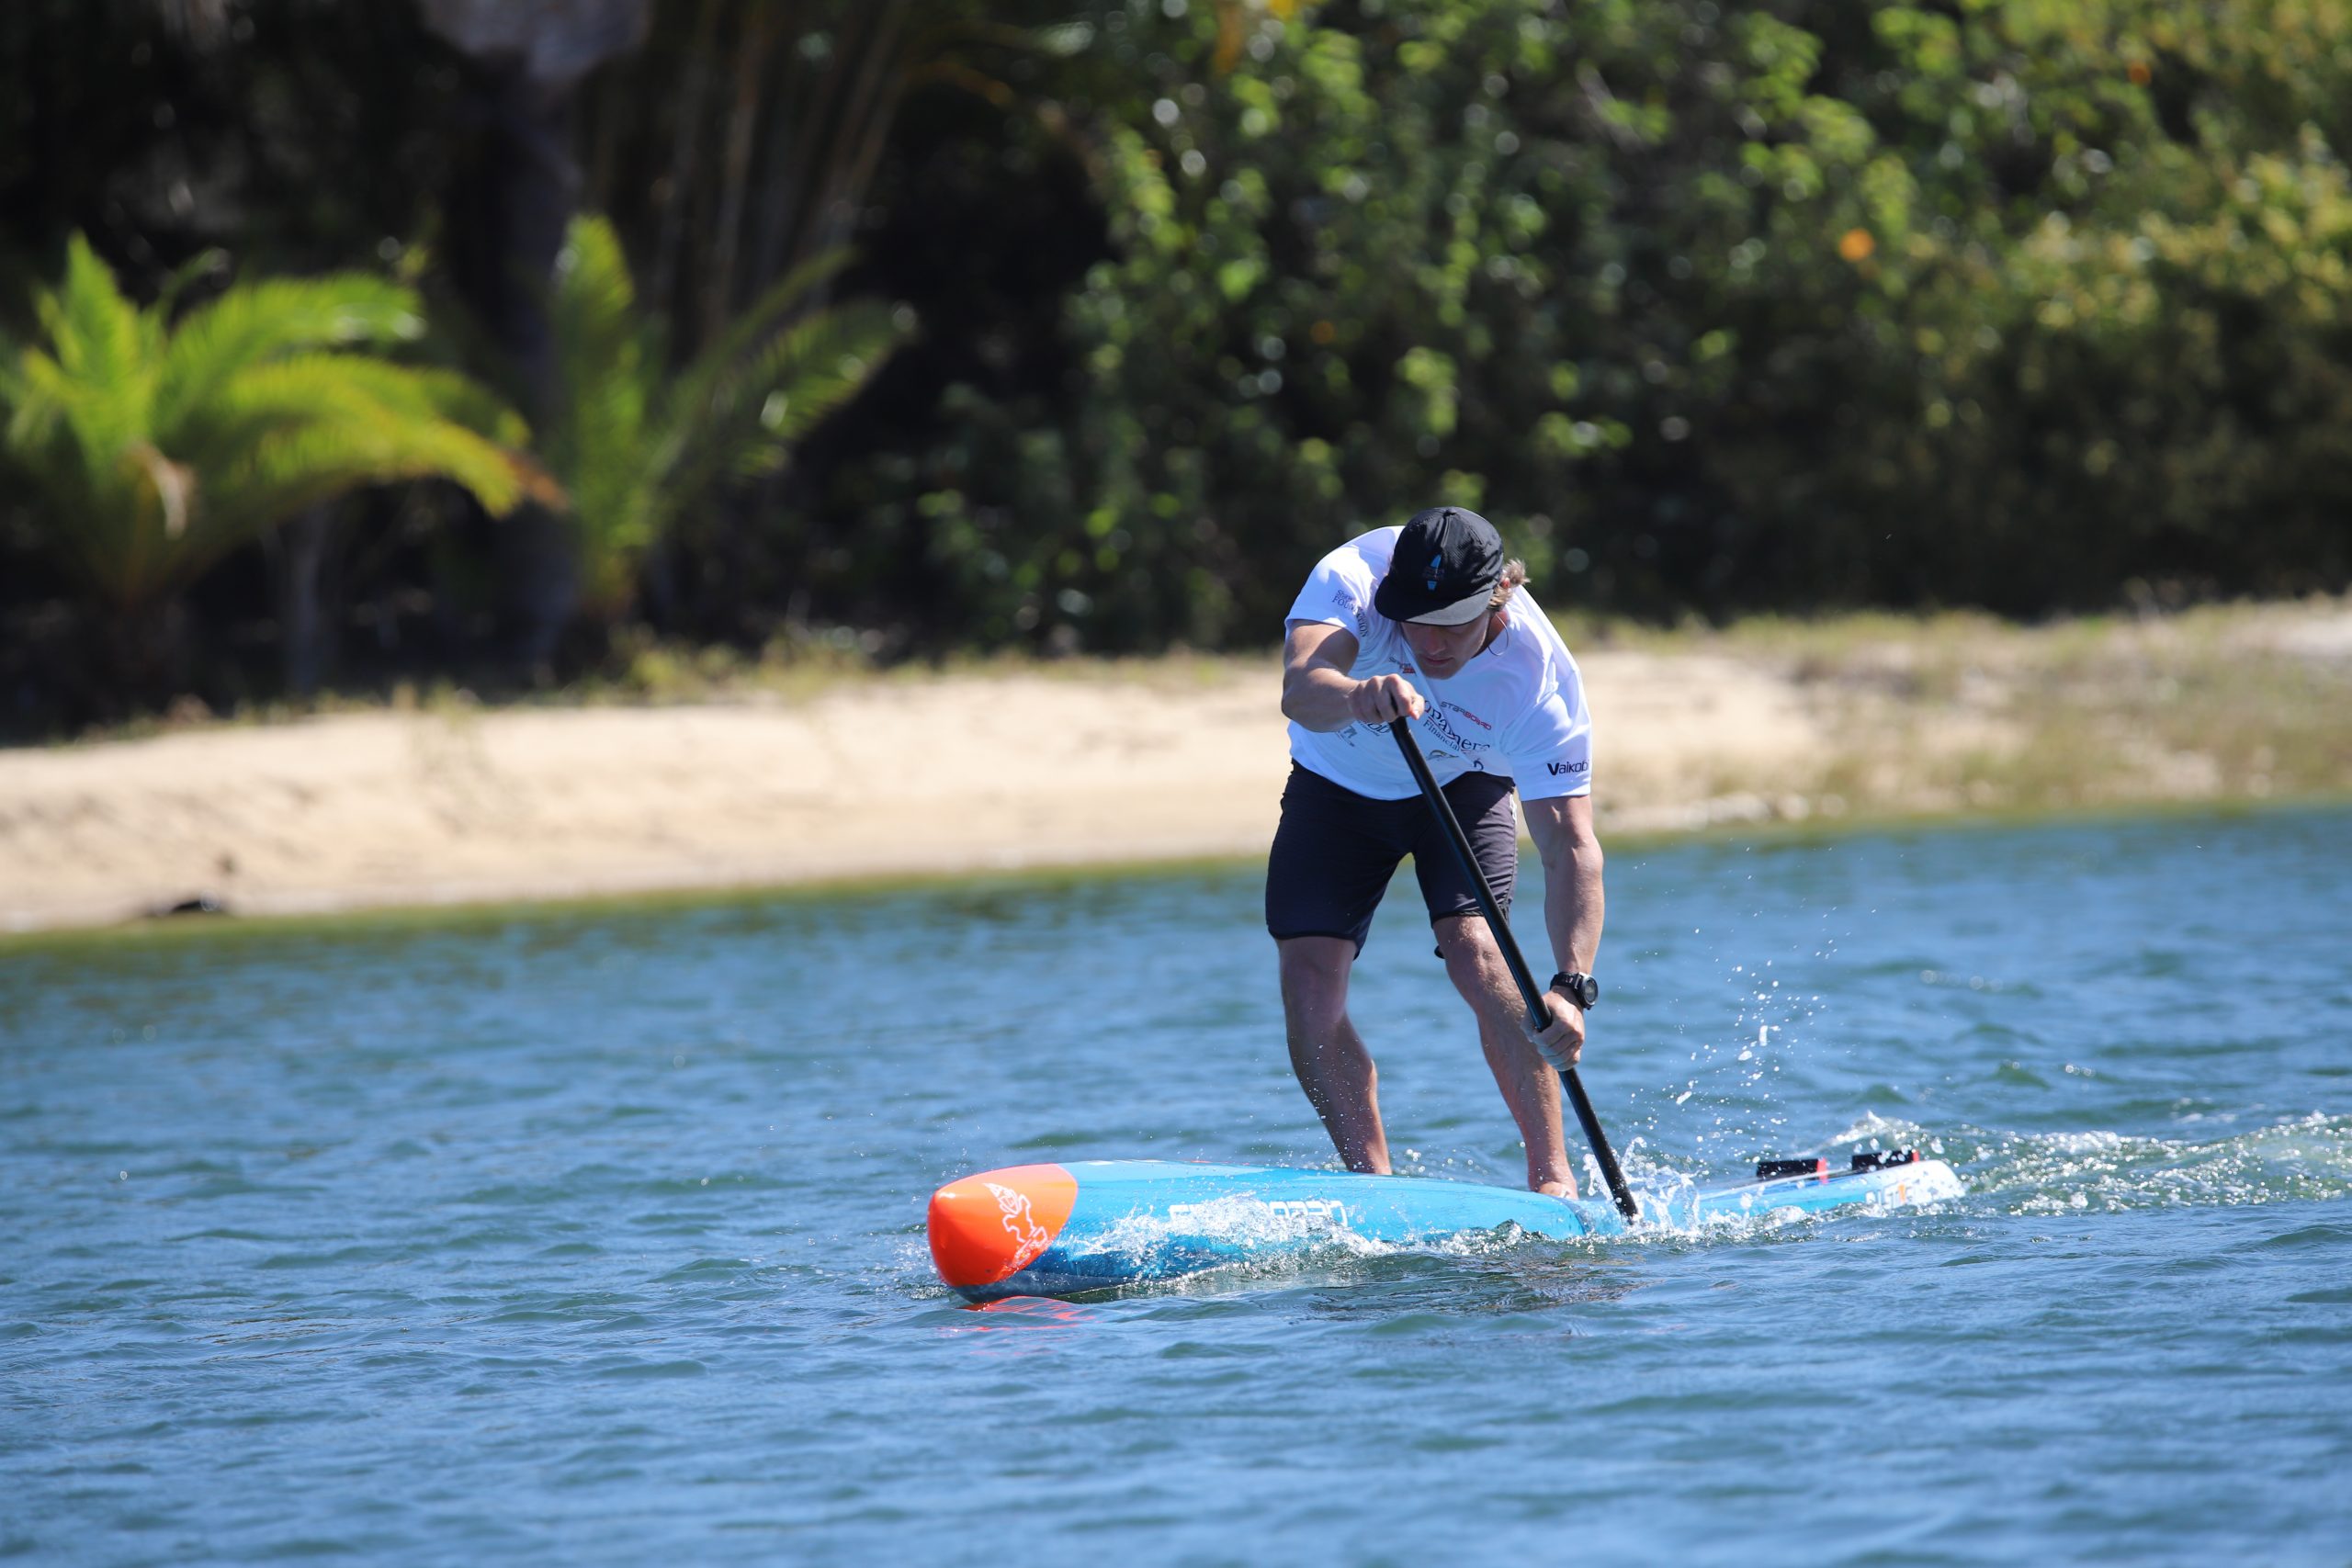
1265, 762, 1519, 953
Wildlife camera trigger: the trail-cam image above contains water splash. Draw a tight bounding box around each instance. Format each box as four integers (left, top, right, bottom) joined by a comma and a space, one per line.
907, 1111, 2350, 1303
1089, 1193, 1401, 1262
1829, 1110, 2352, 1215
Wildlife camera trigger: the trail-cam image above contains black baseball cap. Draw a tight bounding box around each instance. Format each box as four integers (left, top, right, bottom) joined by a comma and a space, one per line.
1374, 506, 1505, 625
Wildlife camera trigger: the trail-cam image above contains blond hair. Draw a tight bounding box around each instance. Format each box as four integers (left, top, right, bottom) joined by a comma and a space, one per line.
1488, 558, 1528, 609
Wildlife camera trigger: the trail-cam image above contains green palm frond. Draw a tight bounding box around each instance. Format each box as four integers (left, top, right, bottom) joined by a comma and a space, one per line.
729, 299, 902, 456
551, 215, 641, 369
549, 217, 655, 491
27, 237, 161, 479
155, 273, 425, 433
42, 236, 157, 393
545, 214, 906, 621
412, 365, 535, 449
4, 343, 74, 453
153, 248, 228, 318
661, 247, 856, 434
548, 214, 664, 614
198, 356, 528, 505
662, 299, 901, 504
206, 412, 527, 560
0, 231, 530, 611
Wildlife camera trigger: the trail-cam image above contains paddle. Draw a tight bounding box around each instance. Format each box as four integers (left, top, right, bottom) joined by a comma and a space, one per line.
1387, 716, 1641, 1220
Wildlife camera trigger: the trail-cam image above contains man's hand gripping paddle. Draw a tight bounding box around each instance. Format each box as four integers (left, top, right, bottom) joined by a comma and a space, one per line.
1387, 718, 1641, 1220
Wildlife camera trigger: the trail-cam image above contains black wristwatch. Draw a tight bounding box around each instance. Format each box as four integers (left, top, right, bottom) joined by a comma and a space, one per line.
1549, 970, 1600, 1010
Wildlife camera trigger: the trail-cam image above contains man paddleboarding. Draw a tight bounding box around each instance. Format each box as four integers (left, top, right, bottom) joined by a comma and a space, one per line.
1271, 506, 1602, 1196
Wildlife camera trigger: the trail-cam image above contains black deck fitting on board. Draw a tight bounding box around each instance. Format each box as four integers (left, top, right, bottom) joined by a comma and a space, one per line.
1754, 1157, 1831, 1181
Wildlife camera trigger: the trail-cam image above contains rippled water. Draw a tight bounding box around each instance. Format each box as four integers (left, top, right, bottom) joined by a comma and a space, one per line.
4, 806, 2348, 1563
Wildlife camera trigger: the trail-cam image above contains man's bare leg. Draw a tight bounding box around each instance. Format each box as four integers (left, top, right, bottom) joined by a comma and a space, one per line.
1277, 935, 1390, 1174
1433, 913, 1577, 1195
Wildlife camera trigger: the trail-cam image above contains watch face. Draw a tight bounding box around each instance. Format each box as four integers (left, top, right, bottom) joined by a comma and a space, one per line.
1554, 973, 1598, 1008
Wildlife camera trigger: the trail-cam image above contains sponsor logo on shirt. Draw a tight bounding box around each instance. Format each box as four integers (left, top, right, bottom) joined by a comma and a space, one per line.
1546, 760, 1589, 777
1440, 700, 1492, 729
1422, 708, 1490, 757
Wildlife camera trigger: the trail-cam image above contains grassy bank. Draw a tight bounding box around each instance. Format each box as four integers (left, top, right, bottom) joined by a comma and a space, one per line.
1641, 600, 2352, 821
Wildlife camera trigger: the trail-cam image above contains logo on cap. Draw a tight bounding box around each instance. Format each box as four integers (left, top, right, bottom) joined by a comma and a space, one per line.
1424, 552, 1443, 592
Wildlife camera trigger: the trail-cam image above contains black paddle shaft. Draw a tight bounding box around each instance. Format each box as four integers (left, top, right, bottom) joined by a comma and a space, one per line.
1386, 716, 1641, 1220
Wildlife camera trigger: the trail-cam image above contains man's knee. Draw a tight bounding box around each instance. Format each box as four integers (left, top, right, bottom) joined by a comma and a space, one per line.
1278, 935, 1354, 1025
1432, 914, 1501, 974
1434, 917, 1519, 1010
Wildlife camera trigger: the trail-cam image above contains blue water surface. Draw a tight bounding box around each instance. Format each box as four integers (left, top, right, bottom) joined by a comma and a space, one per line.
2, 806, 2348, 1564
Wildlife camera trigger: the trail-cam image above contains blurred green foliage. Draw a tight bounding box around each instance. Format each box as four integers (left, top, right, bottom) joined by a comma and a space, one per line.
548, 214, 902, 622
4, 0, 2351, 724
876, 0, 2352, 649
0, 233, 529, 610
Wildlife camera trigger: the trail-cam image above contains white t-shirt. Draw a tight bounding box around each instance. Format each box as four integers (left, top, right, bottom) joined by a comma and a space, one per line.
1283, 525, 1593, 802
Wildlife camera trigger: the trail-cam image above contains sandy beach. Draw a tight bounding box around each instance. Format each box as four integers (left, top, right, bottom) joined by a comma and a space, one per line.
5, 602, 2346, 934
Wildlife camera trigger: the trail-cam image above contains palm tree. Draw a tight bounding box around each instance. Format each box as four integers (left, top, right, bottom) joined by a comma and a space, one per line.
0, 233, 537, 617
544, 212, 902, 623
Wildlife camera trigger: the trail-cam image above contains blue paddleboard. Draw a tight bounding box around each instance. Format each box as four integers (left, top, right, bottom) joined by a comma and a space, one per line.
928, 1155, 1964, 1301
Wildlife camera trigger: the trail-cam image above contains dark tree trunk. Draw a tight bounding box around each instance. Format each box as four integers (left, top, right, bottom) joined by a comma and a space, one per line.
272, 502, 338, 698
97, 596, 193, 724
438, 64, 580, 676
418, 0, 650, 677
442, 64, 575, 425
650, 0, 725, 325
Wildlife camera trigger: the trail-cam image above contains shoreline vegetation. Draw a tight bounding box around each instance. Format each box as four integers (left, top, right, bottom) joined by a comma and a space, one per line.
4, 596, 2347, 938
16, 5, 2352, 744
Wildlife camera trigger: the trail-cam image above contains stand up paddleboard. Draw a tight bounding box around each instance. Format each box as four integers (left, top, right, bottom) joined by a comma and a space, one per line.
928, 1151, 1963, 1302
929, 728, 1962, 1303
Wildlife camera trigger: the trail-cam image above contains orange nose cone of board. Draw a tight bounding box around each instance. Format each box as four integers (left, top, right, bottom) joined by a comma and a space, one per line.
928, 1164, 1080, 1288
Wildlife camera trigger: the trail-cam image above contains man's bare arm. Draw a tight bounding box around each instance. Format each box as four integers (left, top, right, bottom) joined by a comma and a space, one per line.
1281, 622, 1423, 729
1523, 793, 1604, 979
